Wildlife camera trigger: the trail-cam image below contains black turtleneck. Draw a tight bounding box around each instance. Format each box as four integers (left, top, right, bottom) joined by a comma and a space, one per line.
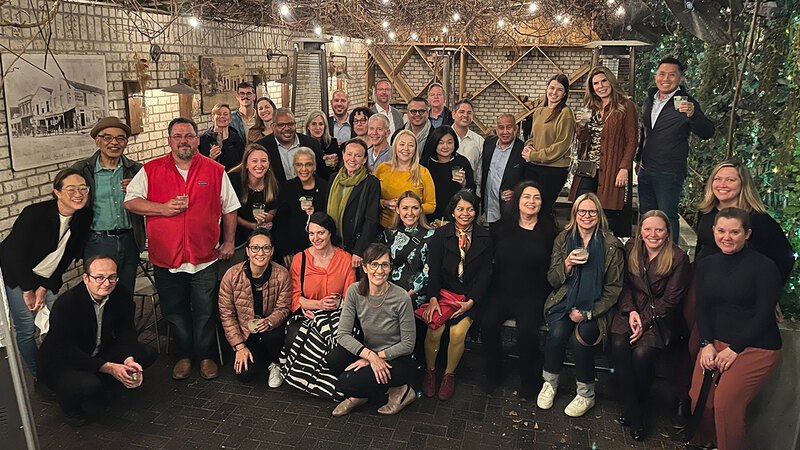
695, 247, 782, 353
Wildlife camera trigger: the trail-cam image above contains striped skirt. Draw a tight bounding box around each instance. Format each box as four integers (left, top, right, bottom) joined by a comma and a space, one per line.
280, 310, 344, 402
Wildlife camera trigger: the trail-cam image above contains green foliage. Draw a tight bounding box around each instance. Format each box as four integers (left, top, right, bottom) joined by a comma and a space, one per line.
634, 0, 800, 318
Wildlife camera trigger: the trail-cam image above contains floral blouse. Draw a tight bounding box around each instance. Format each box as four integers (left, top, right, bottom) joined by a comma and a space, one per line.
381, 226, 435, 308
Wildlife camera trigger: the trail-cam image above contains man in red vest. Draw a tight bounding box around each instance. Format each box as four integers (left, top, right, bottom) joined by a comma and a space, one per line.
124, 117, 240, 381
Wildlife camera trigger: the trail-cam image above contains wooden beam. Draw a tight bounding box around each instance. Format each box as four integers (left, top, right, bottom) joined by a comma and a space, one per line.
535, 46, 563, 74
459, 46, 466, 100
462, 47, 527, 109
467, 46, 536, 101
368, 46, 415, 102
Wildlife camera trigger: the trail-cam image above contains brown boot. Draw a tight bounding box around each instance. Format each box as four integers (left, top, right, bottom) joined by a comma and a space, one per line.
378, 385, 416, 415
199, 359, 218, 380
438, 373, 456, 401
172, 358, 192, 380
422, 369, 436, 397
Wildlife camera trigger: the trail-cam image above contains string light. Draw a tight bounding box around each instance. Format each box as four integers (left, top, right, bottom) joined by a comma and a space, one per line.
410, 31, 419, 41
615, 6, 625, 16
497, 19, 506, 29
279, 4, 291, 18
388, 30, 396, 40
365, 38, 373, 45
382, 19, 390, 29
188, 16, 200, 28
442, 25, 449, 34
452, 12, 461, 22
528, 3, 539, 13
313, 25, 322, 36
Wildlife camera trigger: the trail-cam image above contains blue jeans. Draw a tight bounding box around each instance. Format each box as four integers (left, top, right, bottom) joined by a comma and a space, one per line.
543, 314, 599, 384
637, 168, 685, 243
154, 263, 218, 360
84, 232, 139, 299
5, 285, 58, 378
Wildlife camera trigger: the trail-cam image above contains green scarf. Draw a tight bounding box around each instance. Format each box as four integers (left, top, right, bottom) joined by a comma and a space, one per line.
327, 165, 369, 240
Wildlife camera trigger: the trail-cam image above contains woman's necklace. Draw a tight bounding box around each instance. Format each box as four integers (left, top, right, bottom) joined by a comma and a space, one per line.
366, 284, 391, 308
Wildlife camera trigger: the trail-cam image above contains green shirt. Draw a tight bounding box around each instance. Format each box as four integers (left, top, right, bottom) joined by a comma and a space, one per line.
91, 159, 130, 231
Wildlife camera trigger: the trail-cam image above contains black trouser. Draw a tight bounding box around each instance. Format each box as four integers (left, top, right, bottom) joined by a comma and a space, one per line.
610, 333, 658, 428
326, 345, 419, 399
481, 295, 544, 387
44, 344, 158, 413
236, 325, 286, 383
524, 165, 569, 216
543, 315, 599, 383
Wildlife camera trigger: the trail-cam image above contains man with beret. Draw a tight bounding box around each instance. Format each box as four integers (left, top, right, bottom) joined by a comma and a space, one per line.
72, 117, 144, 298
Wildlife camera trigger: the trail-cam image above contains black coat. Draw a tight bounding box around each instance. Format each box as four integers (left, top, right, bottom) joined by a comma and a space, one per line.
430, 106, 454, 127
199, 126, 246, 171
479, 136, 525, 217
321, 173, 381, 257
427, 222, 493, 317
0, 199, 91, 292
253, 133, 333, 183
37, 281, 143, 377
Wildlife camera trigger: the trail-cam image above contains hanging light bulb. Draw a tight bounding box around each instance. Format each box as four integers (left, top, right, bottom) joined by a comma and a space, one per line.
410, 31, 419, 41
497, 19, 506, 29
188, 16, 200, 28
528, 3, 539, 13
442, 25, 449, 34
279, 4, 291, 18
388, 30, 397, 40
615, 6, 625, 16
314, 25, 322, 36
452, 12, 461, 22
382, 19, 390, 29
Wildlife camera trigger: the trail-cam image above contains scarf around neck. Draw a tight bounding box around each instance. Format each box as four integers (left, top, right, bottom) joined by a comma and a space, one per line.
455, 223, 473, 282
548, 229, 606, 321
327, 166, 369, 240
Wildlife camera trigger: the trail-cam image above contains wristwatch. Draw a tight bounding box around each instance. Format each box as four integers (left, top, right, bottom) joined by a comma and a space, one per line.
699, 339, 712, 348
582, 310, 593, 321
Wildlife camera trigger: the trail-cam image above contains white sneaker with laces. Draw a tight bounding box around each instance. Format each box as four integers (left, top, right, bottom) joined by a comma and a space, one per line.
268, 363, 284, 388
536, 381, 556, 410
564, 394, 595, 417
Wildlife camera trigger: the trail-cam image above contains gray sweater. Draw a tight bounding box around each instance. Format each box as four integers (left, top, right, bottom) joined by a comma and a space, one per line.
337, 282, 416, 361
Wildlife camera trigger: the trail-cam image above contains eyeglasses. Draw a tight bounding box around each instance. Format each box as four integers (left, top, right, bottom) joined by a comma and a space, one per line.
352, 118, 368, 124
577, 209, 598, 217
274, 122, 296, 129
98, 134, 128, 144
408, 109, 428, 116
62, 185, 90, 196
238, 92, 255, 97
247, 245, 274, 253
367, 261, 391, 271
170, 134, 198, 140
293, 162, 315, 168
86, 273, 119, 284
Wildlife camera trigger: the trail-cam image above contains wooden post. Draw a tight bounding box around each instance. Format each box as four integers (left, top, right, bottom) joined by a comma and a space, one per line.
459, 46, 466, 99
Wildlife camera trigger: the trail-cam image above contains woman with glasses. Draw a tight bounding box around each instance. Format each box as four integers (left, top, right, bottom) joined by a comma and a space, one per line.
199, 103, 246, 171
305, 110, 341, 172
219, 229, 291, 387
0, 168, 92, 378
272, 148, 326, 267
349, 107, 373, 141
323, 139, 381, 268
421, 190, 491, 401
327, 243, 419, 416
569, 66, 638, 230
537, 193, 624, 418
281, 212, 356, 400
375, 130, 436, 228
223, 144, 281, 271
248, 97, 276, 143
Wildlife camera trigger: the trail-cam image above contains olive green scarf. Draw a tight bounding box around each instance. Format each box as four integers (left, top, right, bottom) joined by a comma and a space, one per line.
327, 166, 369, 240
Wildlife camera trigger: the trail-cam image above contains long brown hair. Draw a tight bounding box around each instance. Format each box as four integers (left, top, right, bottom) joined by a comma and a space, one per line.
628, 210, 674, 277
697, 160, 767, 214
545, 73, 570, 123
584, 66, 629, 116
230, 143, 279, 204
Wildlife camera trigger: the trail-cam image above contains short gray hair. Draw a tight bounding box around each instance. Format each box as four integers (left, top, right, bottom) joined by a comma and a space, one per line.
293, 147, 317, 168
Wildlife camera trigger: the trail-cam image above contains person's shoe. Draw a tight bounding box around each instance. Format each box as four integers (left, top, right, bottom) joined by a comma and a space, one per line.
267, 363, 284, 388
199, 359, 218, 380
331, 397, 368, 417
536, 381, 556, 410
35, 380, 57, 401
517, 385, 535, 402
422, 369, 436, 398
564, 394, 595, 417
617, 415, 630, 427
673, 396, 691, 429
378, 385, 416, 415
438, 373, 456, 401
631, 426, 646, 441
62, 407, 88, 427
172, 358, 192, 380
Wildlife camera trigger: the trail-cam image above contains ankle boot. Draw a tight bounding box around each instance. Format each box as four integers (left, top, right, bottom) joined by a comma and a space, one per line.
672, 396, 691, 429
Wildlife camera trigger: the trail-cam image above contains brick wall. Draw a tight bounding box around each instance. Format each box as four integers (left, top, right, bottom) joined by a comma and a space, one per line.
0, 0, 366, 288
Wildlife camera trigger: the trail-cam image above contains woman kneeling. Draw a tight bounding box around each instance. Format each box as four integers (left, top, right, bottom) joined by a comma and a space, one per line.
328, 243, 418, 416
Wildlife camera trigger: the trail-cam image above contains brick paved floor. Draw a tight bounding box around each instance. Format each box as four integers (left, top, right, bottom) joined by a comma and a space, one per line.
30, 340, 687, 450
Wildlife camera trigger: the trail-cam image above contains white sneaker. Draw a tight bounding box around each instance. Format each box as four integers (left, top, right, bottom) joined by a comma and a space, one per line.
564, 394, 595, 417
536, 381, 556, 410
268, 363, 284, 388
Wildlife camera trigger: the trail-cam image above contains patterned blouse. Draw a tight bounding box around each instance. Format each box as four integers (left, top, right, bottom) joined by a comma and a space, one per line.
381, 226, 436, 308
587, 111, 604, 165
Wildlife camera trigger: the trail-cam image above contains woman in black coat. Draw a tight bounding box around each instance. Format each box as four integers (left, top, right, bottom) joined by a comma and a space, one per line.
199, 103, 246, 171
420, 126, 476, 223
420, 190, 492, 401
0, 168, 92, 378
322, 138, 381, 268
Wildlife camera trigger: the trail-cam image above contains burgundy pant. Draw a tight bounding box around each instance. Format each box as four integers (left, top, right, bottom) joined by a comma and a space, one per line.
689, 341, 780, 450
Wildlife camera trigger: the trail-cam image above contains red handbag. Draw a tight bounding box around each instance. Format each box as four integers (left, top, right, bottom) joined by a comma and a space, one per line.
414, 289, 466, 329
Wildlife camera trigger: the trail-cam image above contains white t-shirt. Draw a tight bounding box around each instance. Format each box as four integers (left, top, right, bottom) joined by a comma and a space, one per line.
456, 129, 485, 191
124, 158, 241, 274
33, 214, 72, 278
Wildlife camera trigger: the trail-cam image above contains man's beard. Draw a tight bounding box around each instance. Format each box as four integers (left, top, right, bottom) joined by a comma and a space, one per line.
176, 146, 195, 160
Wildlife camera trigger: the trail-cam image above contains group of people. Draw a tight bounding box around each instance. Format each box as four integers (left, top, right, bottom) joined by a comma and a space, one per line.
0, 57, 791, 450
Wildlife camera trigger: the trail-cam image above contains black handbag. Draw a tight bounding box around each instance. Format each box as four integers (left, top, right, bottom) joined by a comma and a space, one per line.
642, 265, 686, 347
572, 139, 597, 178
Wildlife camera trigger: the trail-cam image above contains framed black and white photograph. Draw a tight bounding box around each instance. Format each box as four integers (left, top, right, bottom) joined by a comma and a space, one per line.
199, 55, 246, 114
1, 53, 108, 171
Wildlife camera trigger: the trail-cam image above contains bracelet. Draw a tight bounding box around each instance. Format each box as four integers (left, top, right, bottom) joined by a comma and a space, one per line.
266, 319, 273, 330
234, 343, 244, 352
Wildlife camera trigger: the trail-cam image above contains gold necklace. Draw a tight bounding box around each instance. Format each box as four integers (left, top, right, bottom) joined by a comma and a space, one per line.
366, 284, 391, 308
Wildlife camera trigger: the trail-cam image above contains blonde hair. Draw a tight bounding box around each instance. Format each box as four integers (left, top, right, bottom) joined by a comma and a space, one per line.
389, 130, 422, 186
304, 110, 331, 146
391, 191, 432, 230
229, 143, 279, 205
565, 192, 609, 234
584, 66, 629, 116
697, 160, 767, 214
211, 103, 231, 117
628, 210, 674, 277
